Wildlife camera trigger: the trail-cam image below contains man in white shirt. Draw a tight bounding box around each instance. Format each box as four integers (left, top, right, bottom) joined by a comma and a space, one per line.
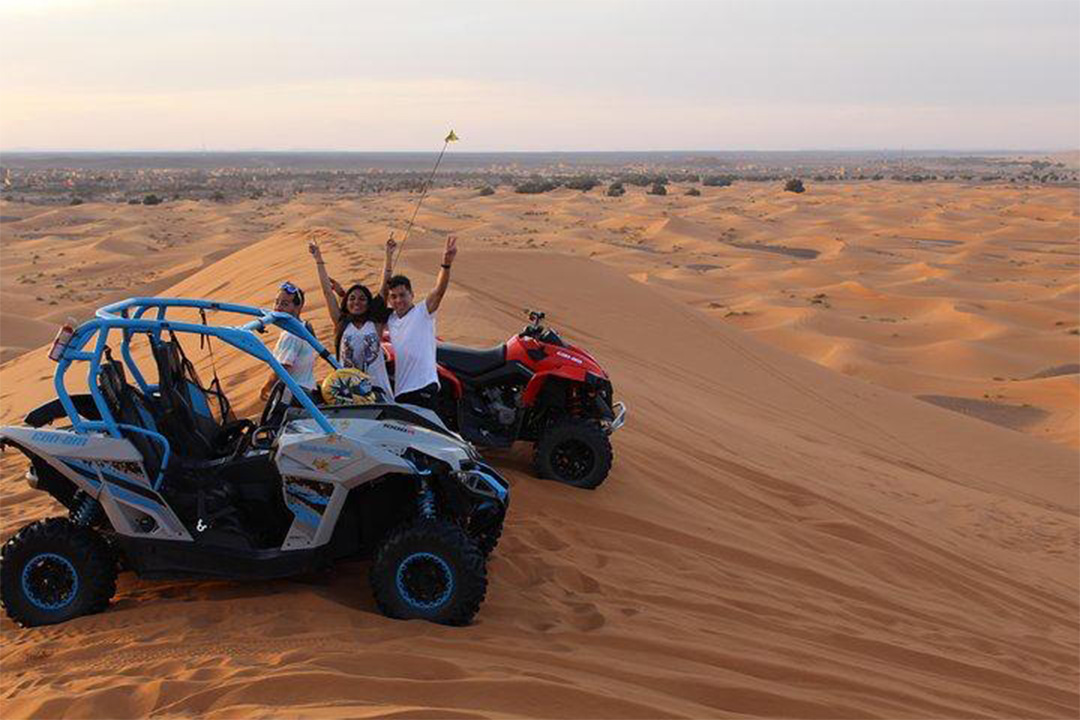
379, 235, 457, 410
260, 282, 317, 405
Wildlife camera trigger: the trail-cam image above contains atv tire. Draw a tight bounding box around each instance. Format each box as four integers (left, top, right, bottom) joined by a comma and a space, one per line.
370, 519, 486, 626
473, 510, 504, 558
534, 418, 613, 489
0, 517, 118, 627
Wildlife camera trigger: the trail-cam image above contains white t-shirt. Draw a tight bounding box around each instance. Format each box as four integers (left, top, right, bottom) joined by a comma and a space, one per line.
340, 320, 392, 398
273, 329, 317, 402
387, 302, 439, 397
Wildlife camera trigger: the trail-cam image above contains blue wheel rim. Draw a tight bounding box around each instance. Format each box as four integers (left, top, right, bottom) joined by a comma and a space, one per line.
395, 552, 454, 611
21, 552, 79, 611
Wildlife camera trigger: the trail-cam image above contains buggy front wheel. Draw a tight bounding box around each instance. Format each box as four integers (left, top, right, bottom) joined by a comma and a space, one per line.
370, 519, 486, 626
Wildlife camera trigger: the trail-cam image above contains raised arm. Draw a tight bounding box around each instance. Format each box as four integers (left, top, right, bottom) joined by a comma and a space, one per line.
378, 233, 396, 301
308, 241, 341, 326
426, 235, 457, 314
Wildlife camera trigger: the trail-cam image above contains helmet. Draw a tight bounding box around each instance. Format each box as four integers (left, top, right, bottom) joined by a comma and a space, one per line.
320, 368, 378, 406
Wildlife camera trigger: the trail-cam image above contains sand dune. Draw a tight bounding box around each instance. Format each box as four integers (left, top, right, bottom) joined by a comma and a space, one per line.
0, 184, 1077, 718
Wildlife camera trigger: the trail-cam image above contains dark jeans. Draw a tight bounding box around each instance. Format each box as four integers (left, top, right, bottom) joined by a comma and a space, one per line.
395, 382, 439, 411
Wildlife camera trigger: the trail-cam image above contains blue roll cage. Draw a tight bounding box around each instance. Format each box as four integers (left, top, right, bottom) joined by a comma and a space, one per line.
55, 298, 340, 472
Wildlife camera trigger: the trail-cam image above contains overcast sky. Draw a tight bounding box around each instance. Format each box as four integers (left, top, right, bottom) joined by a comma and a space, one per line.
1, 0, 1076, 151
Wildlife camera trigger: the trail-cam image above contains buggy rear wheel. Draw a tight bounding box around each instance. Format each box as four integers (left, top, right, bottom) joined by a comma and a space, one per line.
0, 517, 117, 627
370, 519, 486, 626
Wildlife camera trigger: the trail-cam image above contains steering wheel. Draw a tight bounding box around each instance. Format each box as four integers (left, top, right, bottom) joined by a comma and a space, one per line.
259, 381, 287, 428
217, 418, 256, 461
248, 381, 289, 452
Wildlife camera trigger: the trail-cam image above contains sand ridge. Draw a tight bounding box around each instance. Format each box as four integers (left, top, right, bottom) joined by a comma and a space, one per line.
0, 185, 1077, 718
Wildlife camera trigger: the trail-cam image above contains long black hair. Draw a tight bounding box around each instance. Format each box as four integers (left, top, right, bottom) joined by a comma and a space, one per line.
334, 283, 390, 361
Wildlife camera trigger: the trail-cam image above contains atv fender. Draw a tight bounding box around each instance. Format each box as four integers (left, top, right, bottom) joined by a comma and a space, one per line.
520, 367, 591, 408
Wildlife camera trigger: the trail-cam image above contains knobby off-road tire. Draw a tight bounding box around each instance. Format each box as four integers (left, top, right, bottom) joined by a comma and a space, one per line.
534, 418, 613, 490
370, 519, 487, 626
0, 517, 118, 627
473, 510, 504, 558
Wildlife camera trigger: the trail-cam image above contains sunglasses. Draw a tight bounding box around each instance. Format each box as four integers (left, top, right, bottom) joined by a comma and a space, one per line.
279, 282, 304, 306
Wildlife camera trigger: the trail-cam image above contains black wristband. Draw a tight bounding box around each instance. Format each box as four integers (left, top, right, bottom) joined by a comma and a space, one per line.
441, 263, 452, 269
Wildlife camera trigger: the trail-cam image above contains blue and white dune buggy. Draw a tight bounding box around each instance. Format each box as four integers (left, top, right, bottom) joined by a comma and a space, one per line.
0, 298, 508, 627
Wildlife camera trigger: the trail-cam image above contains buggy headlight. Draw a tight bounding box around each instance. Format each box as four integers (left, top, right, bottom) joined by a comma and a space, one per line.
453, 467, 508, 503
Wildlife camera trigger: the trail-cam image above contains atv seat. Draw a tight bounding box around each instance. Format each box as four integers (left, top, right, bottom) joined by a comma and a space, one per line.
436, 343, 506, 377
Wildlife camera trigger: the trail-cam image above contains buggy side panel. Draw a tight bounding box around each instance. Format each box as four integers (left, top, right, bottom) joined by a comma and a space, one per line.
275, 427, 412, 550
0, 425, 192, 542
1, 426, 142, 463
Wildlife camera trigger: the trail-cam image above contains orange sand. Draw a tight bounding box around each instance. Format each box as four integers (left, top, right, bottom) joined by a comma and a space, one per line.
0, 185, 1077, 718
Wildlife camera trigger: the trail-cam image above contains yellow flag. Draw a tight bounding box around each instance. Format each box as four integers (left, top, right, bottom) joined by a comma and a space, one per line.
445, 129, 459, 143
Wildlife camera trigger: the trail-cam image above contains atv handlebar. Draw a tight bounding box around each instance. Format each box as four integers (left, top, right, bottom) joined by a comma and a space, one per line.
525, 309, 546, 330
520, 309, 566, 347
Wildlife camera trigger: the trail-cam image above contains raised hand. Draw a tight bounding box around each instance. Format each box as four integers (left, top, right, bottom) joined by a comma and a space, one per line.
308, 240, 323, 262
442, 235, 458, 267
385, 233, 397, 258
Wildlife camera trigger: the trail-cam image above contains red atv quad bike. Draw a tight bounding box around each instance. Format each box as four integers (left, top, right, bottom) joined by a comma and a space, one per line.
384, 311, 626, 489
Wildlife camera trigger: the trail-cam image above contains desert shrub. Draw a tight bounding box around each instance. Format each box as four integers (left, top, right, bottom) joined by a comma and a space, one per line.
143, 194, 163, 205
702, 175, 734, 187
784, 179, 805, 193
69, 197, 84, 206
647, 182, 667, 196
620, 173, 667, 187
685, 187, 701, 196
606, 182, 626, 197
515, 177, 558, 194
477, 185, 495, 196
127, 198, 141, 205
211, 190, 226, 202
562, 175, 599, 192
